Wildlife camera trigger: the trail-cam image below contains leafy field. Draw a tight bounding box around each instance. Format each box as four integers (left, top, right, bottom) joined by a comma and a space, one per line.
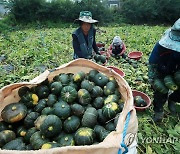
0, 24, 179, 153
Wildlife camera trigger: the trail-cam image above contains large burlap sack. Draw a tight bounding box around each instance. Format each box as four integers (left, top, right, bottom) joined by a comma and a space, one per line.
0, 59, 138, 154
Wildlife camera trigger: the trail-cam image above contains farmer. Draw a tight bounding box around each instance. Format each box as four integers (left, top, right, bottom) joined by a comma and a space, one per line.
148, 18, 180, 122
108, 36, 126, 59
72, 11, 100, 59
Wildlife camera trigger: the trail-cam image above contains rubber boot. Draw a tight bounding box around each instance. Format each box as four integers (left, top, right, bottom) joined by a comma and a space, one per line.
152, 112, 164, 123
168, 100, 177, 115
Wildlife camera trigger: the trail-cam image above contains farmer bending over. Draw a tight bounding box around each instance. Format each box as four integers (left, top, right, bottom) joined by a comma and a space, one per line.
148, 18, 180, 122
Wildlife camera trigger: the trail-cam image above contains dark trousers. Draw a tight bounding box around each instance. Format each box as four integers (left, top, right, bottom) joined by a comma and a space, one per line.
153, 89, 180, 112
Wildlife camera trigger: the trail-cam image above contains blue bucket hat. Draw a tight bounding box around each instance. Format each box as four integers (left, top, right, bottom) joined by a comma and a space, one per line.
159, 18, 180, 52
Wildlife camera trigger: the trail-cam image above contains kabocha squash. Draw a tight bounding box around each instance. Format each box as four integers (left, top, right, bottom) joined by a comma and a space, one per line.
16, 126, 27, 137
34, 115, 47, 130
108, 77, 118, 87
21, 92, 39, 107
153, 79, 169, 94
134, 96, 147, 107
70, 103, 85, 117
24, 127, 37, 143
41, 142, 60, 149
105, 122, 115, 131
92, 97, 104, 109
81, 80, 95, 92
50, 81, 63, 95
0, 130, 16, 147
30, 131, 49, 150
18, 86, 30, 97
88, 69, 99, 81
34, 99, 47, 113
82, 107, 98, 128
63, 116, 81, 133
104, 82, 116, 96
99, 129, 111, 142
24, 112, 40, 128
91, 86, 103, 97
39, 115, 62, 138
74, 127, 95, 145
104, 94, 119, 104
94, 72, 109, 87
102, 102, 119, 119
41, 107, 54, 115
97, 109, 108, 124
57, 134, 75, 147
61, 86, 78, 103
174, 70, 180, 85
53, 101, 71, 120
47, 94, 57, 107
164, 75, 178, 91
73, 71, 86, 83
36, 85, 50, 99
0, 121, 13, 131
1, 103, 27, 123
54, 74, 70, 86
78, 89, 92, 105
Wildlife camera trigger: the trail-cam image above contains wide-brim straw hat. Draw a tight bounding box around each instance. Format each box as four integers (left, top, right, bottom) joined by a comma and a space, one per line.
75, 11, 98, 24
159, 18, 180, 52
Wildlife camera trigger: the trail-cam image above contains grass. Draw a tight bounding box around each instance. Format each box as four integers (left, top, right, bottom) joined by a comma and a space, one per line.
0, 22, 179, 153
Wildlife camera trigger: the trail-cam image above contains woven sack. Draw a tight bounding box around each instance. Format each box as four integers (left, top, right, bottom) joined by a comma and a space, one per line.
0, 59, 138, 154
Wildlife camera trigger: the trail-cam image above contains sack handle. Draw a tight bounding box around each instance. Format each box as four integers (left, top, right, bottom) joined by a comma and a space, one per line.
118, 111, 131, 154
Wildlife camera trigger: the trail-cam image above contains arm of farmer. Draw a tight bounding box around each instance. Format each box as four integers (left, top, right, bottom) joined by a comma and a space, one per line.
93, 29, 101, 55
72, 34, 86, 58
148, 42, 161, 84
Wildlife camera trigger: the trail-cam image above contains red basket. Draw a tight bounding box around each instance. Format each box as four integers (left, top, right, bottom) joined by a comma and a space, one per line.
132, 90, 151, 111
96, 42, 105, 48
128, 51, 143, 60
107, 66, 125, 77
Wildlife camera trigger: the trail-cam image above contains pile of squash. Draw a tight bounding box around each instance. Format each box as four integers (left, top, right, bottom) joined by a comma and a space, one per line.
0, 70, 124, 150
153, 70, 180, 94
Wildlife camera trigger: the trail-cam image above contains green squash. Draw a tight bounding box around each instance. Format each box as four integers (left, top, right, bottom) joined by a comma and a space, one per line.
34, 115, 47, 130
134, 96, 147, 107
41, 142, 60, 149
1, 103, 27, 123
24, 127, 37, 143
26, 144, 33, 150
50, 81, 63, 95
30, 131, 49, 150
21, 92, 39, 107
87, 69, 99, 81
97, 109, 108, 124
24, 112, 40, 128
2, 137, 26, 150
91, 86, 103, 97
16, 126, 27, 137
153, 79, 169, 94
54, 73, 70, 86
82, 107, 98, 128
63, 115, 81, 133
105, 122, 115, 131
99, 55, 106, 64
70, 103, 85, 117
92, 97, 104, 109
18, 86, 30, 97
103, 81, 116, 96
41, 107, 54, 115
104, 94, 119, 104
74, 127, 95, 145
78, 89, 92, 105
164, 75, 178, 91
34, 99, 47, 113
0, 130, 16, 147
57, 134, 75, 147
47, 94, 57, 107
99, 129, 111, 142
61, 86, 78, 103
174, 70, 180, 86
53, 101, 71, 120
40, 115, 62, 138
73, 71, 86, 83
93, 72, 109, 87
0, 121, 13, 132
102, 102, 119, 119
108, 77, 118, 87
81, 80, 95, 92
36, 85, 50, 99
